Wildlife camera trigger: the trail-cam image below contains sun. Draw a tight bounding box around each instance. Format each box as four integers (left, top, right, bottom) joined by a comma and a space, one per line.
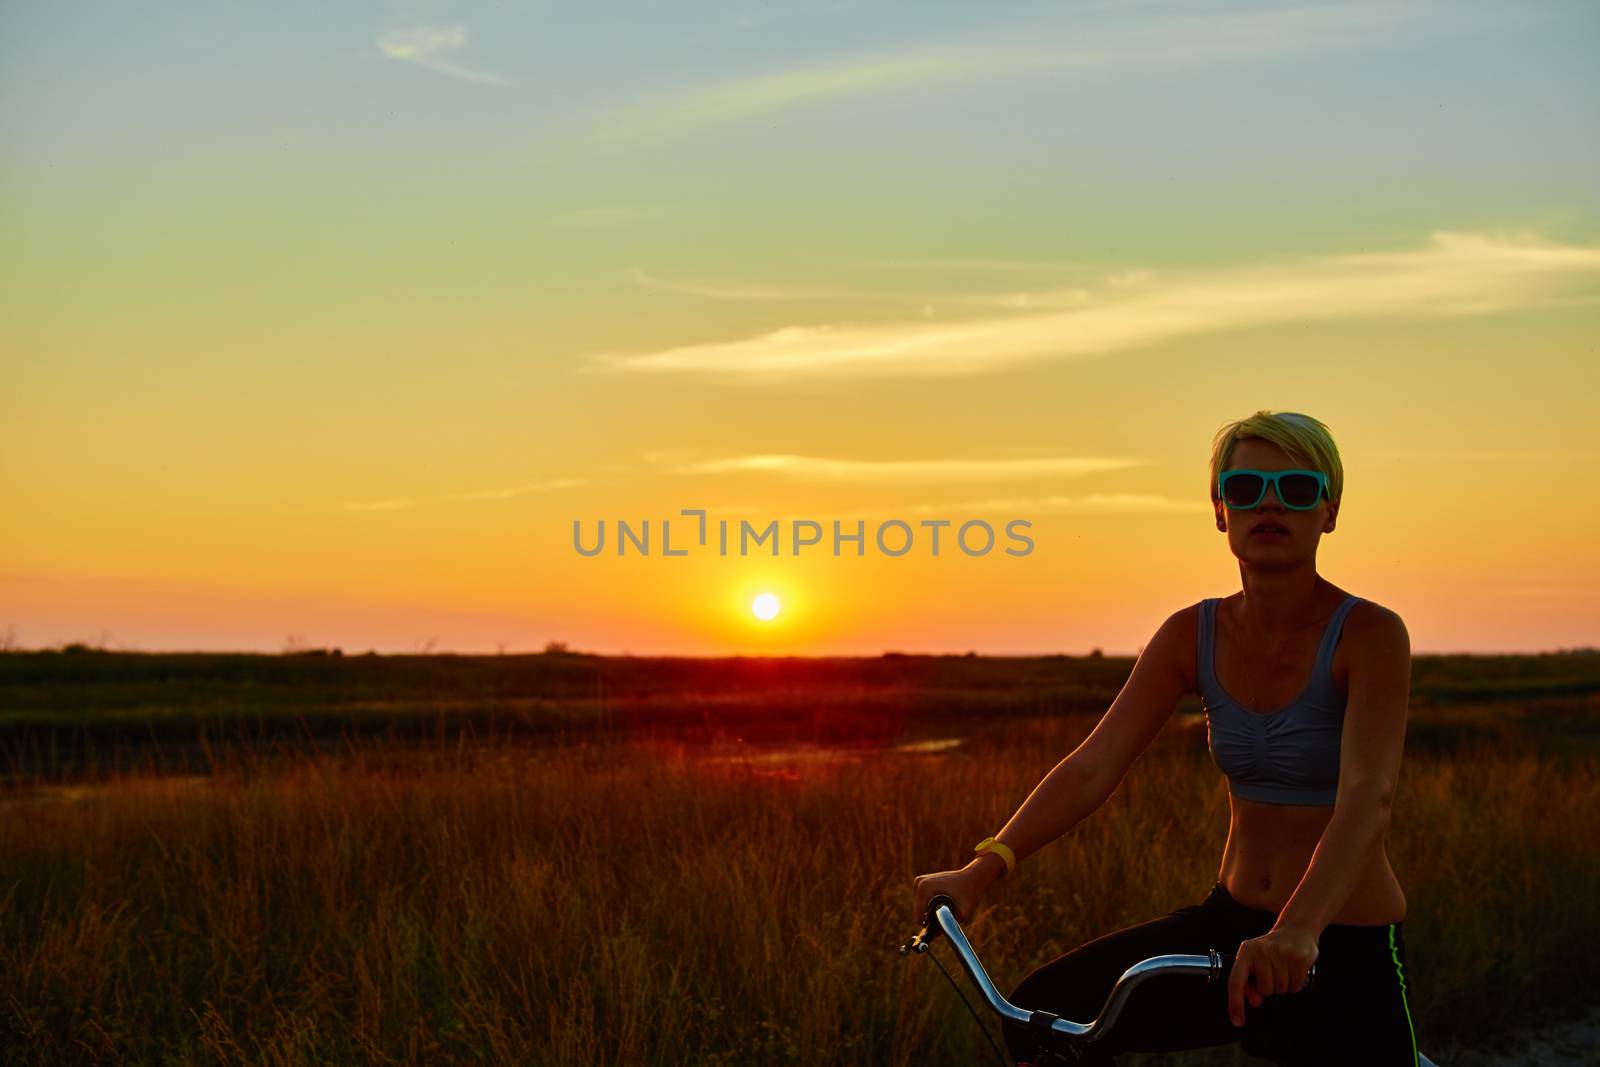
751, 592, 781, 621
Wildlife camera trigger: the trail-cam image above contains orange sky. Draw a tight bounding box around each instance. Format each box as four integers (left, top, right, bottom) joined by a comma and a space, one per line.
3, 3, 1597, 654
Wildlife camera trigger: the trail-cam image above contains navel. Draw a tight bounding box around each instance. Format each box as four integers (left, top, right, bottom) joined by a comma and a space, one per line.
1259, 876, 1273, 892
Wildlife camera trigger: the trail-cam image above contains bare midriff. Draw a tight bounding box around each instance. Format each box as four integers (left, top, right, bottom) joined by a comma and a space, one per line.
1187, 587, 1409, 927
1218, 795, 1407, 925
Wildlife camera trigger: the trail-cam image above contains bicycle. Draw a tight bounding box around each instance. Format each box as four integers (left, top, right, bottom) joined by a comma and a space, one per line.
900, 893, 1438, 1066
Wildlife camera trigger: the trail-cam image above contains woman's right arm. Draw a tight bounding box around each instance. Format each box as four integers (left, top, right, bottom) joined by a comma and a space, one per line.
915, 607, 1194, 917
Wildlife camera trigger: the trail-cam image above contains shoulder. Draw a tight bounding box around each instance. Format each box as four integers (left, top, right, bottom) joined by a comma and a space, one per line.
1338, 599, 1413, 723
1337, 601, 1414, 684
1147, 601, 1205, 694
1158, 601, 1205, 645
1343, 597, 1411, 660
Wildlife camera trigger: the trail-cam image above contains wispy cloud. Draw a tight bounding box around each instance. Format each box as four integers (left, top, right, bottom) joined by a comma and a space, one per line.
668, 454, 1144, 484
588, 1, 1423, 144
748, 492, 1206, 525
377, 25, 512, 86
821, 492, 1207, 519
591, 41, 998, 146
340, 478, 582, 514
627, 266, 1093, 310
874, 256, 1105, 275
1380, 448, 1560, 462
628, 268, 867, 302
906, 492, 1206, 515
579, 232, 1600, 383
1489, 585, 1600, 600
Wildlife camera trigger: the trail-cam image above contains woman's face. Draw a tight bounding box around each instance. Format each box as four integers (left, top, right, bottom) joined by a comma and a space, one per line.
1214, 439, 1338, 564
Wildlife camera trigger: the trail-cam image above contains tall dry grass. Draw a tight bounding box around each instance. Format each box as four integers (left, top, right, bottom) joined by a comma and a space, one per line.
2, 717, 1596, 1065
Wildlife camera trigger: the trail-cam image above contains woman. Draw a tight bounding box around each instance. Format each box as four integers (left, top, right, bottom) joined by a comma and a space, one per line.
912, 411, 1420, 1066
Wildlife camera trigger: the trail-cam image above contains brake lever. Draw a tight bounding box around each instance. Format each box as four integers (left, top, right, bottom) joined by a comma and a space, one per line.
899, 893, 956, 956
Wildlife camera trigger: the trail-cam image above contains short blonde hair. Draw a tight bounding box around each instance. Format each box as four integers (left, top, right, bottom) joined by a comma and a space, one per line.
1209, 411, 1343, 508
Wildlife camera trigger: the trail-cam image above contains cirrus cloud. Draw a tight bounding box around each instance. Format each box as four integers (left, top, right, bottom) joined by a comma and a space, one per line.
671, 453, 1144, 484
577, 232, 1600, 383
377, 25, 512, 86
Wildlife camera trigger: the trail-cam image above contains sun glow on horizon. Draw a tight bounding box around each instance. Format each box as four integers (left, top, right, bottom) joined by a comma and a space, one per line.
751, 592, 781, 621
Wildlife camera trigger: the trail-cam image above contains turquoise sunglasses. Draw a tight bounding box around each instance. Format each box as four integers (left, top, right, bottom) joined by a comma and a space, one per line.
1217, 469, 1328, 510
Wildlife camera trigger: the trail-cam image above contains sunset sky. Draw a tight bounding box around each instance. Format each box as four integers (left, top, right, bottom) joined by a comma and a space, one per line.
2, 0, 1596, 655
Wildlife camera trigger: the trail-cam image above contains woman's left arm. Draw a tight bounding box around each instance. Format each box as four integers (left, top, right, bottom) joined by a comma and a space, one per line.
1227, 605, 1412, 1026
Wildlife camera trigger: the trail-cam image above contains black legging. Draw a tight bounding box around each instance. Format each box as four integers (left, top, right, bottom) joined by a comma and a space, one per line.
1001, 883, 1420, 1066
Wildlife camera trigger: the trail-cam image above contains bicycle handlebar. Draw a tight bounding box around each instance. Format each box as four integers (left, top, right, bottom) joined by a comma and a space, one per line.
899, 894, 1316, 1048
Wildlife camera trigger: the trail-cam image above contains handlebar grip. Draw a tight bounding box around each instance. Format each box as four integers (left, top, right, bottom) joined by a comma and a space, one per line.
1214, 951, 1317, 992
924, 893, 956, 923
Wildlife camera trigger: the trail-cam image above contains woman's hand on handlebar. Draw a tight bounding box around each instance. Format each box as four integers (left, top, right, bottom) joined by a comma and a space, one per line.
912, 856, 1004, 924
1227, 925, 1320, 1027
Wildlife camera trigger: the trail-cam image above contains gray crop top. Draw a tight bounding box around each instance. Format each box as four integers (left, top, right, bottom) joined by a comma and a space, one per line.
1197, 594, 1362, 806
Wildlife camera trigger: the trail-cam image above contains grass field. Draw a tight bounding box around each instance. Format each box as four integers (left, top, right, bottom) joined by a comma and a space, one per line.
2, 649, 1598, 1064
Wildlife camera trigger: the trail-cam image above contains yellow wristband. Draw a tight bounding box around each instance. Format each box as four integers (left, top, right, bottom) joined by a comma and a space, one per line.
973, 836, 1016, 879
